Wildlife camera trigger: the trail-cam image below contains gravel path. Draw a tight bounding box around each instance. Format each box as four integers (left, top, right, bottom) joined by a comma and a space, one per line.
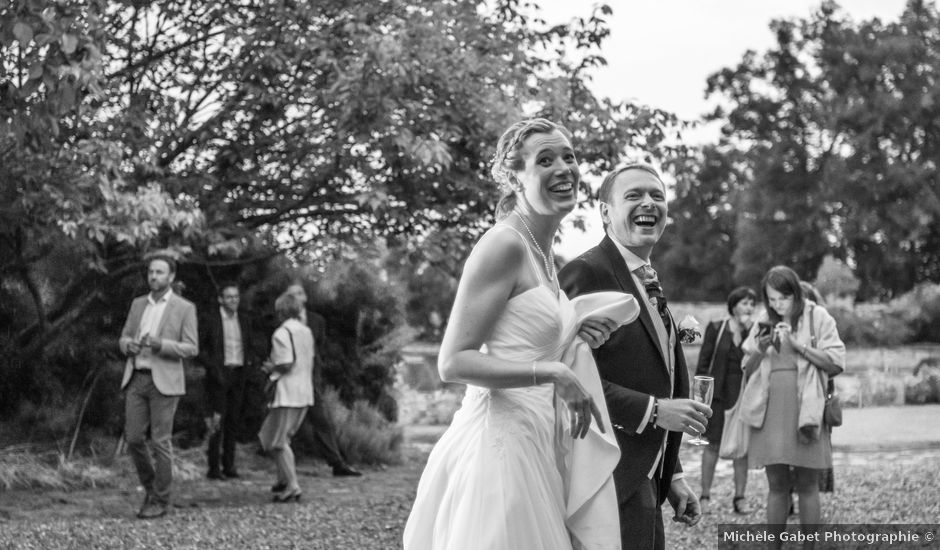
1, 443, 938, 549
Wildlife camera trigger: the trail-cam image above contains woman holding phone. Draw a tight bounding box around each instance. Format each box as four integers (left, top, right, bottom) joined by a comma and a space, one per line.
741, 266, 845, 545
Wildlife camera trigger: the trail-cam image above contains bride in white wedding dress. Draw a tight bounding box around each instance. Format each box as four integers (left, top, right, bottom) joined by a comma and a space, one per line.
403, 119, 632, 550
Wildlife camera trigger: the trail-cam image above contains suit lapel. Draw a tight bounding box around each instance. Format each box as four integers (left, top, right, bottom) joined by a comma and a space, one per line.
599, 236, 668, 363
155, 294, 176, 338
237, 312, 250, 346
215, 309, 225, 346
130, 297, 147, 339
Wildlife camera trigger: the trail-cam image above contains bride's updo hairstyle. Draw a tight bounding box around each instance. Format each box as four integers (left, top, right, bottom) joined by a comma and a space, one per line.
491, 118, 572, 220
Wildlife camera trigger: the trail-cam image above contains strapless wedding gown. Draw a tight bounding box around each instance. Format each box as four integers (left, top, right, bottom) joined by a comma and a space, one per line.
403, 280, 578, 550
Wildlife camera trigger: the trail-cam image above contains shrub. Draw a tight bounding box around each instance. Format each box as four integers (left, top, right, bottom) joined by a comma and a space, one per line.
302, 388, 403, 465
828, 304, 914, 346
246, 258, 409, 423
813, 255, 860, 301
825, 283, 940, 346
888, 284, 940, 343
905, 358, 940, 404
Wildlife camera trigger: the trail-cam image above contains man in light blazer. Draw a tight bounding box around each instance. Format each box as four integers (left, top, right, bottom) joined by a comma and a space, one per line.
559, 164, 708, 549
119, 254, 198, 519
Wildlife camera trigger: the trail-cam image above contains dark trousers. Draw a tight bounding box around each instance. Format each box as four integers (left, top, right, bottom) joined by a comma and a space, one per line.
124, 371, 180, 506
307, 386, 346, 468
206, 366, 248, 474
620, 476, 665, 550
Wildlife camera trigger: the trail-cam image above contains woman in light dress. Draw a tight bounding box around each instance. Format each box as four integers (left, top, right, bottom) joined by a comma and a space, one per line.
741, 265, 845, 547
403, 118, 621, 550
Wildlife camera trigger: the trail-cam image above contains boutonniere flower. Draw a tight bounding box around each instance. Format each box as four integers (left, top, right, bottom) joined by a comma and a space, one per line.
677, 315, 701, 345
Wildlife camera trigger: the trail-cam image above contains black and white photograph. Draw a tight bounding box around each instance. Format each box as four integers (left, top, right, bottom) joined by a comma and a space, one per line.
1, 0, 939, 548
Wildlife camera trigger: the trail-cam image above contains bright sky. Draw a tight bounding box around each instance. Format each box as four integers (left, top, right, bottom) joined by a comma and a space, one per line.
536, 0, 910, 259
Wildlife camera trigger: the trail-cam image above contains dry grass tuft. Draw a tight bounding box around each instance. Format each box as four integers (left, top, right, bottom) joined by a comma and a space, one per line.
0, 451, 115, 491
0, 442, 205, 491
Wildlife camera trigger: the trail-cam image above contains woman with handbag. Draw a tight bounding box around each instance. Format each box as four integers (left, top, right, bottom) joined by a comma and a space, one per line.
696, 287, 757, 515
258, 292, 315, 503
800, 281, 838, 497
741, 266, 845, 546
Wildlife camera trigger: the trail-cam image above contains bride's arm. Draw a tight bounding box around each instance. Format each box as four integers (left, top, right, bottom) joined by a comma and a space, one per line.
438, 229, 566, 388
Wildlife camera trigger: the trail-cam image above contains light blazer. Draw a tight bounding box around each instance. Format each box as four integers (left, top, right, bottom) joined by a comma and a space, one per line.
119, 292, 199, 396
559, 235, 689, 506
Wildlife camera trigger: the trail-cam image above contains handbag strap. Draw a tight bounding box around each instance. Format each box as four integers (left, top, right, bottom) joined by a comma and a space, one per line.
808, 303, 817, 348
807, 303, 835, 395
285, 326, 296, 366
706, 319, 728, 376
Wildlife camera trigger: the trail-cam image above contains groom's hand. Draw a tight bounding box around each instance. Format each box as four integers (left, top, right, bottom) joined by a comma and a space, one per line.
655, 398, 711, 435
578, 318, 619, 349
667, 478, 702, 526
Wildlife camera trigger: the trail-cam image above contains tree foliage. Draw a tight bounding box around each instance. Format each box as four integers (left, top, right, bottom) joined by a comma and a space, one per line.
1, 1, 682, 425
657, 145, 748, 300
698, 0, 940, 299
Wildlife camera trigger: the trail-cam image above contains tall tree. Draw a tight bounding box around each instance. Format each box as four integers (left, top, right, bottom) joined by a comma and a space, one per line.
705, 0, 940, 298
657, 145, 749, 300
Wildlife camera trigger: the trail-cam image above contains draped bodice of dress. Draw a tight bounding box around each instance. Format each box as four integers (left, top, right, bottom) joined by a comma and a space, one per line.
463, 284, 578, 417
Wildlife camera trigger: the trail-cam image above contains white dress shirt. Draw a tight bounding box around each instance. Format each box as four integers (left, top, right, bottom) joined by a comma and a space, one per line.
135, 288, 173, 370
220, 307, 244, 367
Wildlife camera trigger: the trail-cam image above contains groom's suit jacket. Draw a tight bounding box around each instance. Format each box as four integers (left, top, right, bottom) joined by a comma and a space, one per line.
119, 292, 198, 396
559, 235, 689, 506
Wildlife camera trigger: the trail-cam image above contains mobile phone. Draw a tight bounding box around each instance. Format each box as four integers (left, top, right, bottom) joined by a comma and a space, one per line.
757, 322, 772, 337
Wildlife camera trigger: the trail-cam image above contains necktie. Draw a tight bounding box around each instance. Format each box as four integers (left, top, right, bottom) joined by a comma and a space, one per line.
633, 264, 669, 327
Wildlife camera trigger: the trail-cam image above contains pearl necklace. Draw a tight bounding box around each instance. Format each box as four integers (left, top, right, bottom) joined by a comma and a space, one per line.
514, 211, 556, 282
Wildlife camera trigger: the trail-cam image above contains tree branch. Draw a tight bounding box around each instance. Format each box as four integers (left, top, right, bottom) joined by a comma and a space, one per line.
14, 288, 104, 362
157, 89, 247, 168
14, 227, 46, 332
14, 260, 143, 348
189, 250, 281, 267
107, 29, 227, 82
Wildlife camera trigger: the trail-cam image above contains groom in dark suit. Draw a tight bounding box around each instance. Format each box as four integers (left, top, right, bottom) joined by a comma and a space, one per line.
559, 163, 709, 549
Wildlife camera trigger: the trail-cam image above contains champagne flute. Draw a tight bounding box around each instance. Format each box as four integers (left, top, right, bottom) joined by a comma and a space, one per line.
687, 375, 714, 446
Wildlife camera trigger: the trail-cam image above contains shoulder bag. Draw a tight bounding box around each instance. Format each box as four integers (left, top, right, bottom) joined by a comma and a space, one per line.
719, 377, 750, 459
809, 305, 843, 428
714, 319, 749, 459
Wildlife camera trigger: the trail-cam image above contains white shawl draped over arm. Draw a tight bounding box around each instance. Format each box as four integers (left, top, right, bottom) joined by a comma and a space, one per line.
558, 292, 640, 550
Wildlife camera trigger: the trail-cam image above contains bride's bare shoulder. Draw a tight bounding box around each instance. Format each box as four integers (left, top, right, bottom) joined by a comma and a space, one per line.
464, 224, 526, 275
475, 223, 526, 254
